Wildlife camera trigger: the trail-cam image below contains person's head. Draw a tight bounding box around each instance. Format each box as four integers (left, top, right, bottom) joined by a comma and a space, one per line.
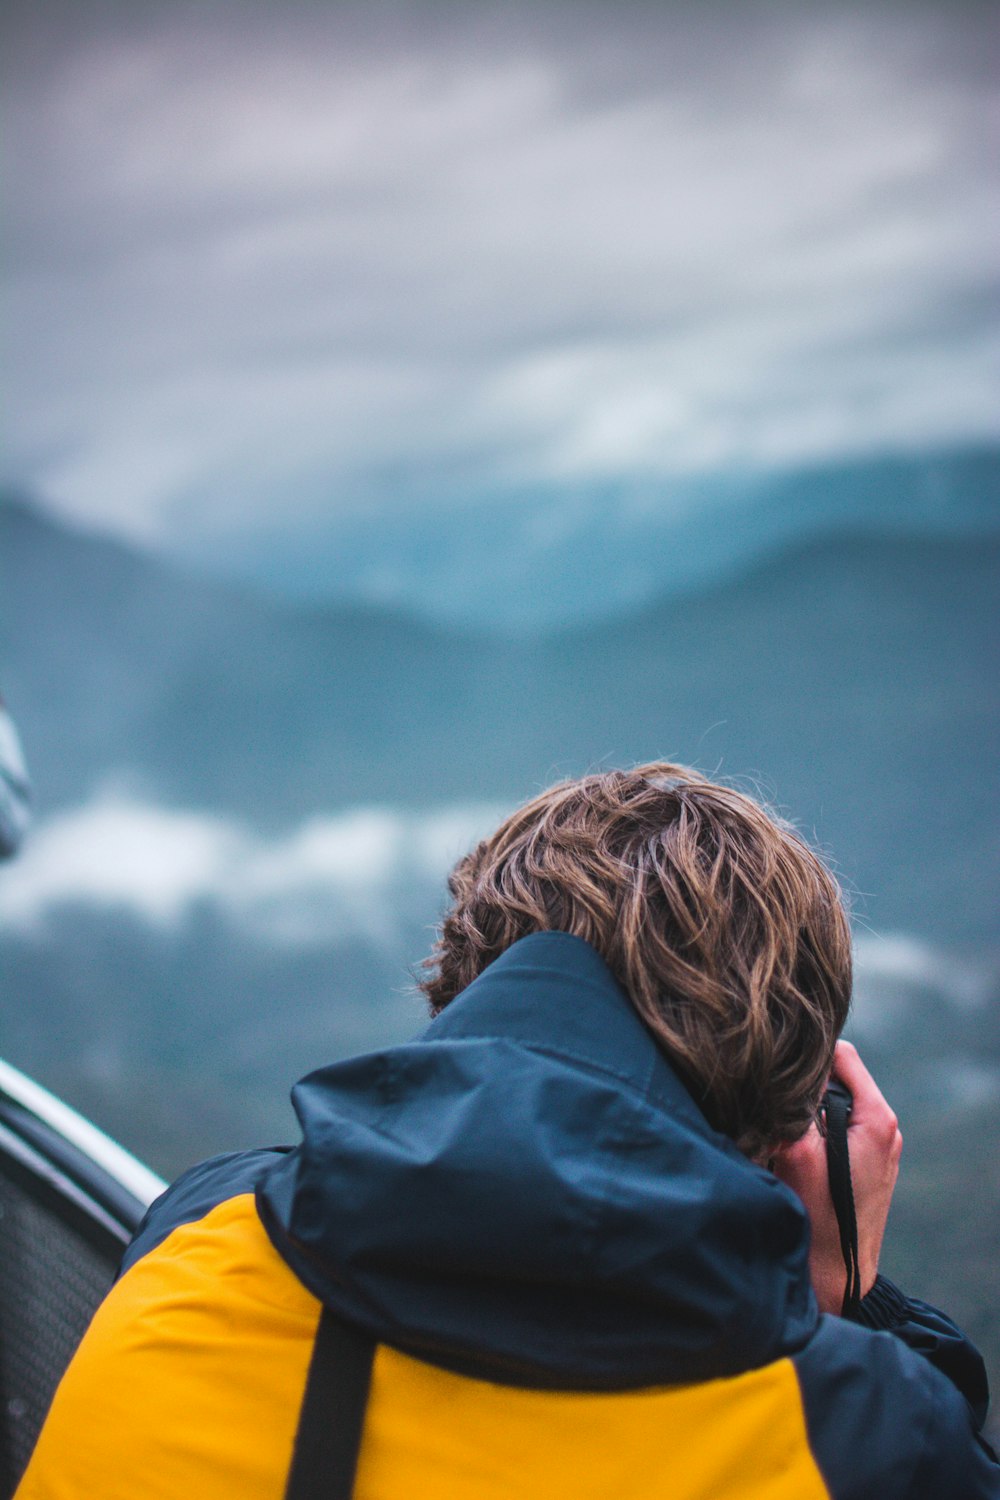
422, 762, 852, 1158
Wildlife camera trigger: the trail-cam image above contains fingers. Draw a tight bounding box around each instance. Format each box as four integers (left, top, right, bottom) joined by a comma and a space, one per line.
830, 1040, 904, 1198
830, 1039, 880, 1107
830, 1041, 901, 1143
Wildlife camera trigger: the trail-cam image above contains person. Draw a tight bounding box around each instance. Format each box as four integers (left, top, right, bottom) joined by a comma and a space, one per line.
16, 764, 998, 1498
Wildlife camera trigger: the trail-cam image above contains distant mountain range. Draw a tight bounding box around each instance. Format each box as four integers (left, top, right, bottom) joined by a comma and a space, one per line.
196, 445, 1000, 627
2, 491, 998, 942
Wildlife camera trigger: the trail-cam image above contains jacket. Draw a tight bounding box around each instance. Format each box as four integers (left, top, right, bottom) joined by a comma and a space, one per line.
17, 932, 999, 1498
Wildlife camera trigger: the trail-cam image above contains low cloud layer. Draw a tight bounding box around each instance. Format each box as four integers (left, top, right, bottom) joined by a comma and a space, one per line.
851, 931, 995, 1034
3, 2, 998, 567
0, 792, 503, 945
4, 794, 995, 1031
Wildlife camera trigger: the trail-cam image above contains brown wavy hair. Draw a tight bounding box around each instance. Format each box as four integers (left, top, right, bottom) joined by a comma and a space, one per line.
422, 762, 852, 1157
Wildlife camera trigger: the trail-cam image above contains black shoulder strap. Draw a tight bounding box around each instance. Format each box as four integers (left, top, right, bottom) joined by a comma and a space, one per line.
285, 1309, 376, 1500
823, 1082, 862, 1317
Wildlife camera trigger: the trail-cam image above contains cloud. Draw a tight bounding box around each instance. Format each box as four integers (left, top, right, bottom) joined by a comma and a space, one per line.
2, 2, 998, 555
850, 931, 995, 1038
7, 797, 997, 1017
0, 792, 504, 945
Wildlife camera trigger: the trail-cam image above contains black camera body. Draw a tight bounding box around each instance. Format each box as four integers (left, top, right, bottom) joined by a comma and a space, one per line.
820, 1077, 853, 1132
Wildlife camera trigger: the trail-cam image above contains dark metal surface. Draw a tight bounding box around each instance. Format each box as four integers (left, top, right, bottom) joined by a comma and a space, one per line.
0, 1083, 151, 1497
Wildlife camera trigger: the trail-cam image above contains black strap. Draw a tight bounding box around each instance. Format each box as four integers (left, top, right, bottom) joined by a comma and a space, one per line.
823, 1082, 862, 1316
285, 1309, 376, 1500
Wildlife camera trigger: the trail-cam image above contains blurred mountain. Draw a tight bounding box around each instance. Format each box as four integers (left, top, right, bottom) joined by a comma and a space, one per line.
204, 446, 1000, 627
2, 491, 998, 941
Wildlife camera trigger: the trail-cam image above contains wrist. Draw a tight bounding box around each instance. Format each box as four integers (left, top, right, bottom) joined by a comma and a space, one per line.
847, 1275, 909, 1329
810, 1250, 848, 1317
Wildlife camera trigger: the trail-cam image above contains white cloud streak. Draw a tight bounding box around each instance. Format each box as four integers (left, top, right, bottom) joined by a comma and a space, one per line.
850, 931, 995, 1038
2, 3, 998, 552
0, 792, 503, 946
5, 794, 997, 1047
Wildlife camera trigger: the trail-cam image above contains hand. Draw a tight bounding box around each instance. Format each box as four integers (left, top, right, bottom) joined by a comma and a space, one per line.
772, 1041, 903, 1316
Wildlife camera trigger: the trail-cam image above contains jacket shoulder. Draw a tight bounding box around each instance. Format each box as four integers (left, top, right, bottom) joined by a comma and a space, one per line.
794, 1315, 1000, 1499
120, 1146, 290, 1274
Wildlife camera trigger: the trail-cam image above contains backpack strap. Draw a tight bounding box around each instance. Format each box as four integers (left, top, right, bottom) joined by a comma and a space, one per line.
285, 1309, 376, 1500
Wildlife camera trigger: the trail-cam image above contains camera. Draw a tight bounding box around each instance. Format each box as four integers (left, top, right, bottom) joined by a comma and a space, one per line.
820, 1077, 853, 1134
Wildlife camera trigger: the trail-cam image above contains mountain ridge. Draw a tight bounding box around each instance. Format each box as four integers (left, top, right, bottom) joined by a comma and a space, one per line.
5, 484, 1000, 640
2, 493, 998, 942
181, 444, 1000, 628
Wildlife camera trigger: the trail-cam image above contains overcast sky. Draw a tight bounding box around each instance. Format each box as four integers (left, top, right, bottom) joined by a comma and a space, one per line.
3, 0, 998, 565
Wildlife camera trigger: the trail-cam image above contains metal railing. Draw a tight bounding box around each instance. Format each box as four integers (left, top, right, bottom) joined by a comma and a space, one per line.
0, 1061, 164, 1496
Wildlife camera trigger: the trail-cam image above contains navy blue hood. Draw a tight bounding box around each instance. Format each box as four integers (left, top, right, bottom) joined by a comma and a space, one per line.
257, 932, 819, 1388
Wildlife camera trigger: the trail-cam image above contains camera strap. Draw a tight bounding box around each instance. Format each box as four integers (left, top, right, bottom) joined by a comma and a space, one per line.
823, 1085, 862, 1316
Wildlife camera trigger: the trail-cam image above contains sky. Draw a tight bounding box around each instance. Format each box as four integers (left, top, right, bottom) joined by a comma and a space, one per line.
3, 0, 998, 588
